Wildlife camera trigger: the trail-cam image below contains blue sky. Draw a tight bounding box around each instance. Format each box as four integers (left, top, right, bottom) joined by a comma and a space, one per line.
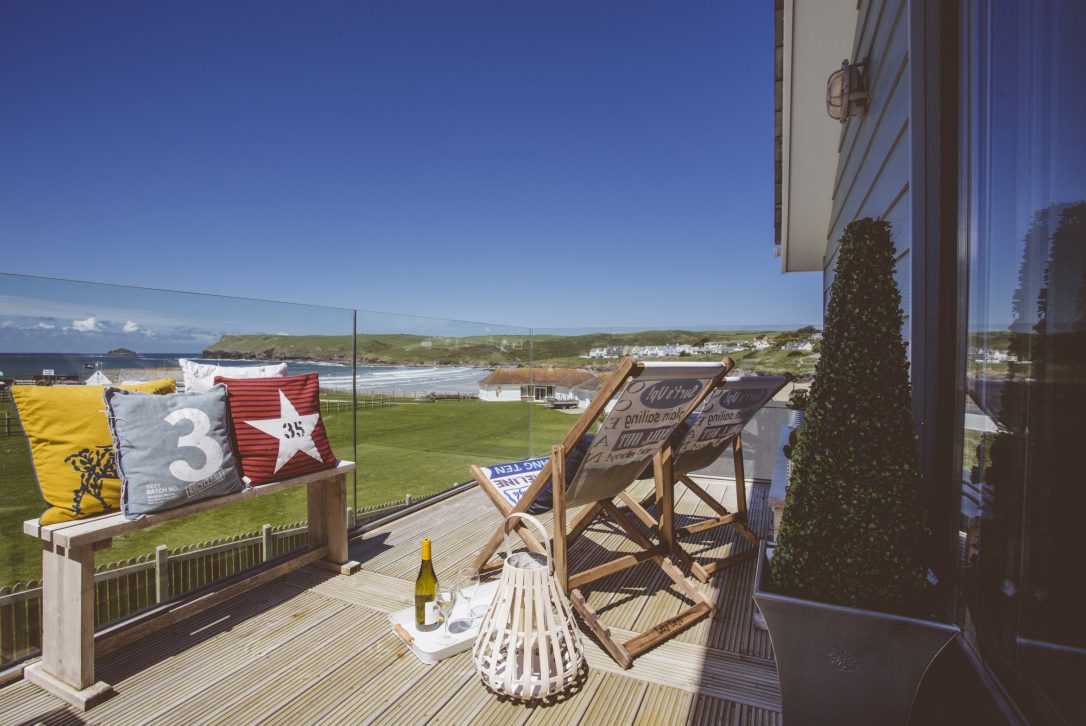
0, 1, 821, 338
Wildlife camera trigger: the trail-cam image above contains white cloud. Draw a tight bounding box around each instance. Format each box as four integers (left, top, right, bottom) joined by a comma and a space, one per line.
123, 320, 140, 333
72, 316, 101, 333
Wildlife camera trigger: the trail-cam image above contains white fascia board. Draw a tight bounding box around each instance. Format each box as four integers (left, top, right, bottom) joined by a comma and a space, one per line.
780, 0, 858, 273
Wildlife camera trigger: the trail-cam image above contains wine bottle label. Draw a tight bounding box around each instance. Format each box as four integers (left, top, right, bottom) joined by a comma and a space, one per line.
424, 601, 439, 626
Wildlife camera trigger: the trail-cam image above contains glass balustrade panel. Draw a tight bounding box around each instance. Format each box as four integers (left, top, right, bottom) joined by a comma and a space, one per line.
0, 273, 353, 652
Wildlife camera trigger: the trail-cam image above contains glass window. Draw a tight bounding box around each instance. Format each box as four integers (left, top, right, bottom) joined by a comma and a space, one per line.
958, 1, 1086, 721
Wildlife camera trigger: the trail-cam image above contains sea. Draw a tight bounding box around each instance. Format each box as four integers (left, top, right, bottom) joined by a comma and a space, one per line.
0, 353, 489, 394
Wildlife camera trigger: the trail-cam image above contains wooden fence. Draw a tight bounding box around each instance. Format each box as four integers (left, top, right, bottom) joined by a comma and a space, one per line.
0, 413, 20, 438
319, 396, 398, 413
419, 392, 477, 401
318, 388, 478, 408
0, 489, 447, 668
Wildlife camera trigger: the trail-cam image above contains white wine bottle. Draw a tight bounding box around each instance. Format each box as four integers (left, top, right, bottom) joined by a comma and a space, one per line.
414, 538, 439, 631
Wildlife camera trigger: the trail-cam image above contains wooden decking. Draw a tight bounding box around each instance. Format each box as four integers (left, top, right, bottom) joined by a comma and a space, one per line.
0, 478, 781, 725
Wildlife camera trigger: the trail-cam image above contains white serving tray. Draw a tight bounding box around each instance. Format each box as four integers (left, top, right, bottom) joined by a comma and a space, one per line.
389, 580, 500, 664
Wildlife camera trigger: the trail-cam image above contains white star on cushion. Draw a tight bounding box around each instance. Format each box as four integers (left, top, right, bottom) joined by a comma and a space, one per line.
244, 390, 323, 474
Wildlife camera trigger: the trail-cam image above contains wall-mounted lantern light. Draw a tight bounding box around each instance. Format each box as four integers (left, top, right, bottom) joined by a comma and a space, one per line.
826, 59, 868, 122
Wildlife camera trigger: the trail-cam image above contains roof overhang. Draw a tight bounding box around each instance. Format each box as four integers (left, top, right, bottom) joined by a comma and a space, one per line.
775, 0, 858, 272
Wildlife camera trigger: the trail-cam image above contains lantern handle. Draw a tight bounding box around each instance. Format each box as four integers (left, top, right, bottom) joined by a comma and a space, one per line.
501, 512, 553, 572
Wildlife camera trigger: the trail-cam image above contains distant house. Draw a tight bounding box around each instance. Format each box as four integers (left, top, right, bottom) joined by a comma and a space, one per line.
498, 338, 524, 351
478, 367, 598, 403
569, 373, 610, 409
588, 345, 626, 359
703, 341, 744, 355
781, 340, 814, 352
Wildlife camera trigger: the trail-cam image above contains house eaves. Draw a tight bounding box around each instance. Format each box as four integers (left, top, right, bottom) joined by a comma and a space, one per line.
775, 0, 858, 272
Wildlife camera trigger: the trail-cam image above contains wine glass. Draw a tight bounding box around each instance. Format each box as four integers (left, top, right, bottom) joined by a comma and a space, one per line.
435, 586, 456, 641
457, 567, 487, 620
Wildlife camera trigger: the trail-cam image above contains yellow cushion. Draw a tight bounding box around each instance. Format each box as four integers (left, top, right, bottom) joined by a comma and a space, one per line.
12, 379, 177, 525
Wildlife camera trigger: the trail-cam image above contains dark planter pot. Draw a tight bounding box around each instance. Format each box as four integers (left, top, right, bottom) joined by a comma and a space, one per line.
753, 541, 958, 726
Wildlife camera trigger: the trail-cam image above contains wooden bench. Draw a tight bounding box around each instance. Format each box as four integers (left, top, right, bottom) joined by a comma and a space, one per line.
22, 460, 360, 709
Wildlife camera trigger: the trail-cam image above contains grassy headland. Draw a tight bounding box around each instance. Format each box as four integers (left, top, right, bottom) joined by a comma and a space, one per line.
203, 327, 821, 375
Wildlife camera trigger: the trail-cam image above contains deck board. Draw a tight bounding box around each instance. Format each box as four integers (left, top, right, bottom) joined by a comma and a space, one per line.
0, 476, 780, 725
581, 672, 649, 725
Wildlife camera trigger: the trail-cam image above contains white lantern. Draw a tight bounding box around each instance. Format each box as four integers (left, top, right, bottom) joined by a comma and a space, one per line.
473, 513, 585, 700
827, 59, 868, 122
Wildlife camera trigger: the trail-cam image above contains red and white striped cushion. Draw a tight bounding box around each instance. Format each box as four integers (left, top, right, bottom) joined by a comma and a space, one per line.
215, 372, 336, 485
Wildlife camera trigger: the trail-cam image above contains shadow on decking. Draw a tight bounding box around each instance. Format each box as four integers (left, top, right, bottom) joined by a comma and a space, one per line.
12, 706, 84, 726
347, 530, 393, 566
96, 576, 338, 687
92, 528, 395, 688
566, 493, 762, 645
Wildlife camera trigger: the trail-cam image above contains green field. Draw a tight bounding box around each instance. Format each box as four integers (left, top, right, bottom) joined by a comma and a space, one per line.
0, 398, 572, 585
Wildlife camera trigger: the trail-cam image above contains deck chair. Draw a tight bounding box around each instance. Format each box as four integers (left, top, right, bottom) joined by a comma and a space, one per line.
471, 356, 732, 668
621, 374, 792, 582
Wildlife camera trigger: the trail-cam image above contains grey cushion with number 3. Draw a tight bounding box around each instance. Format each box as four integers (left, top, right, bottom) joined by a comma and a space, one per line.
104, 384, 246, 519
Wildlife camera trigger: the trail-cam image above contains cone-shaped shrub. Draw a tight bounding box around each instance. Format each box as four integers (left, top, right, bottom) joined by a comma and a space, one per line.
770, 218, 928, 615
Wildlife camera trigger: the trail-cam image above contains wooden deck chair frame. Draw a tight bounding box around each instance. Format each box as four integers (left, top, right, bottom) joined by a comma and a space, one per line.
620, 374, 792, 583
471, 356, 734, 668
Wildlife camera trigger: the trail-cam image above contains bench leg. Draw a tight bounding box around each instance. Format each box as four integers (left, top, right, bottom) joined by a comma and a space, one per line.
308, 473, 360, 575
25, 542, 113, 709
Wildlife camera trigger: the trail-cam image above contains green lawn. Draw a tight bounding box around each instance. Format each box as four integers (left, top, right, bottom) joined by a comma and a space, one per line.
0, 399, 572, 585
0, 398, 40, 586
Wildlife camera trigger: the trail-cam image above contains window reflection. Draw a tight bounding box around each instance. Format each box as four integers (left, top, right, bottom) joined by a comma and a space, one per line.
959, 1, 1086, 721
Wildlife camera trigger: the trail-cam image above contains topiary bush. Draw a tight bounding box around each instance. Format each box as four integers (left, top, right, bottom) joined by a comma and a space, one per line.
769, 218, 929, 616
